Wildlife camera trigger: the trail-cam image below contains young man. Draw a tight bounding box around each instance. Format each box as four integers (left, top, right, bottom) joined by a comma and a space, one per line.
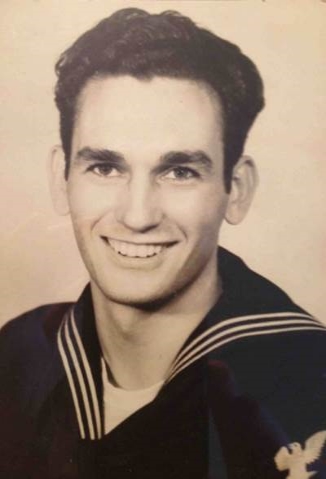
1, 8, 325, 479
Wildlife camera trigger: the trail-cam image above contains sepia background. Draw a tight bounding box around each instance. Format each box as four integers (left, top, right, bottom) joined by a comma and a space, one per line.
1, 0, 325, 326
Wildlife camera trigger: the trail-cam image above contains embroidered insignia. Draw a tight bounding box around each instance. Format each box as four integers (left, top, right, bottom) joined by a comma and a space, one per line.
274, 431, 326, 479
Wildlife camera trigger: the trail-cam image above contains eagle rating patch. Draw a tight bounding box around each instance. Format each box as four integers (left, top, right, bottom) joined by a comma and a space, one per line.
274, 431, 326, 479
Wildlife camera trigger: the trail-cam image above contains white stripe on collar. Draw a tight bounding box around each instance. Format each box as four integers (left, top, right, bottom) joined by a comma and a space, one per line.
167, 311, 324, 381
57, 308, 102, 440
57, 313, 86, 439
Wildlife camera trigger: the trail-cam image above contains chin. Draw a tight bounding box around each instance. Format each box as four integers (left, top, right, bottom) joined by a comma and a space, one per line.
95, 282, 180, 311
114, 292, 176, 311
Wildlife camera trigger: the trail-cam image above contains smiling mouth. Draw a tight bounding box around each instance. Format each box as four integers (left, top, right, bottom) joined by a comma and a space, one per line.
103, 238, 173, 258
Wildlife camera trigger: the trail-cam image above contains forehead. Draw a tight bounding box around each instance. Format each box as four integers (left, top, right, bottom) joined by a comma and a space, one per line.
72, 75, 223, 156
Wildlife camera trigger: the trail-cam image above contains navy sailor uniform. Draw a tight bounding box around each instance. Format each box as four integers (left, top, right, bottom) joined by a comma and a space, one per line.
1, 248, 326, 478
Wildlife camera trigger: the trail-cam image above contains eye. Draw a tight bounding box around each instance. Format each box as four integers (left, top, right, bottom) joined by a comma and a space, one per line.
164, 166, 199, 181
87, 164, 120, 177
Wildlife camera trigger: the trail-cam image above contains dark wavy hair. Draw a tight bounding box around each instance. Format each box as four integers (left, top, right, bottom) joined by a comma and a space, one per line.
55, 8, 264, 190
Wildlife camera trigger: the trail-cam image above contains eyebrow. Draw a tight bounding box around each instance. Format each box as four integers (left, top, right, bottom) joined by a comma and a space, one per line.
156, 151, 214, 173
75, 147, 126, 168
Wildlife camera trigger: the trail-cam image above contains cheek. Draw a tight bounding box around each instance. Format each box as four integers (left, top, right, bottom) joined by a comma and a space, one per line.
164, 186, 228, 233
67, 180, 118, 223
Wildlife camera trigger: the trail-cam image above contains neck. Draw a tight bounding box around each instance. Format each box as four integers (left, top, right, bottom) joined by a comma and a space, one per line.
92, 265, 221, 390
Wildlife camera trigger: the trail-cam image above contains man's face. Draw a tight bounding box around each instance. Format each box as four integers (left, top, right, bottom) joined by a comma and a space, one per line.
64, 76, 230, 306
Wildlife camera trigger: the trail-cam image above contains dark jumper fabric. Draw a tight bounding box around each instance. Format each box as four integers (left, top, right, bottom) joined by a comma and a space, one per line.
1, 248, 326, 478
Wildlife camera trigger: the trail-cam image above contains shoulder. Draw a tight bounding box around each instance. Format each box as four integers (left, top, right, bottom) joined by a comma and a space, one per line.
214, 248, 326, 410
0, 302, 73, 368
0, 302, 73, 411
218, 247, 309, 314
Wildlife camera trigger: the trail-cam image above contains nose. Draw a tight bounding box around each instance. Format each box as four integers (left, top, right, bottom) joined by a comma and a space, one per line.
115, 176, 162, 232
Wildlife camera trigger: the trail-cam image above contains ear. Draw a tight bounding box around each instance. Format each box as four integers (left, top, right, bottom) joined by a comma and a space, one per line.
224, 156, 258, 225
48, 145, 70, 215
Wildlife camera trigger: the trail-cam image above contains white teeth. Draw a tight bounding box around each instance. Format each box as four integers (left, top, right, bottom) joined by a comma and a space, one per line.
119, 242, 128, 256
147, 245, 155, 256
107, 239, 164, 258
153, 245, 162, 255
